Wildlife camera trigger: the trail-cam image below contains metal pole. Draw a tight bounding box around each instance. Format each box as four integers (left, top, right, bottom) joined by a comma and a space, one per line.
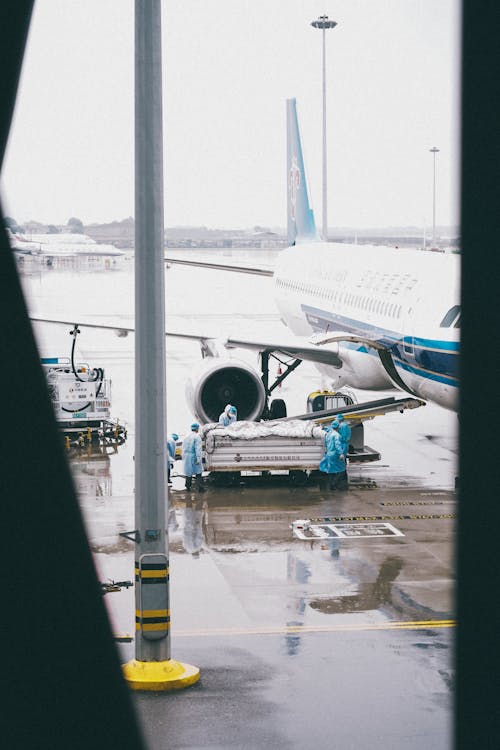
311, 15, 337, 242
134, 0, 168, 663
322, 26, 327, 241
123, 0, 199, 690
430, 146, 439, 244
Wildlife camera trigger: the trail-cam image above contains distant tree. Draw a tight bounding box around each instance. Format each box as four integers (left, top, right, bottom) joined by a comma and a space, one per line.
47, 224, 60, 234
67, 217, 84, 233
4, 216, 19, 231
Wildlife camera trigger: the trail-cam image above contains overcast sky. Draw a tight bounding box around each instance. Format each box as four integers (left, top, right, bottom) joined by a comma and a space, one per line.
1, 1, 460, 230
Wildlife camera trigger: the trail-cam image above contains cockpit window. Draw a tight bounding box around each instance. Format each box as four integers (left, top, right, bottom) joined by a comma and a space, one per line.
440, 305, 460, 327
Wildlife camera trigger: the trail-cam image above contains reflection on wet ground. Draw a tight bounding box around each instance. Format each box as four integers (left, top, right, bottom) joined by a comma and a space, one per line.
308, 555, 405, 614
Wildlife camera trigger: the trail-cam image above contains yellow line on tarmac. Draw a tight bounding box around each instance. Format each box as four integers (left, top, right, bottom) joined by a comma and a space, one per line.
172, 620, 455, 638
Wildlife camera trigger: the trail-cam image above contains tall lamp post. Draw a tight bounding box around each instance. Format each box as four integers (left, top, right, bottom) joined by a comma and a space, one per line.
430, 146, 440, 245
311, 14, 337, 242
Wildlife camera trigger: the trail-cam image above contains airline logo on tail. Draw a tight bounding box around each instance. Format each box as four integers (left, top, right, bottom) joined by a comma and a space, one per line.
288, 156, 301, 220
286, 98, 319, 245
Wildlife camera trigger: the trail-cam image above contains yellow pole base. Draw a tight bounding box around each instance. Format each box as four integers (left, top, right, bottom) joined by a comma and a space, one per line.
122, 658, 200, 691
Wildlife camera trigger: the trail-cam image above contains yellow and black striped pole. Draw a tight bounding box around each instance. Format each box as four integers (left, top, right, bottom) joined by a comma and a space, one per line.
122, 0, 199, 691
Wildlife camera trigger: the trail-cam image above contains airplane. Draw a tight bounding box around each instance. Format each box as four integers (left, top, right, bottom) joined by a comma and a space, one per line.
164, 98, 460, 421
31, 98, 459, 425
8, 227, 125, 258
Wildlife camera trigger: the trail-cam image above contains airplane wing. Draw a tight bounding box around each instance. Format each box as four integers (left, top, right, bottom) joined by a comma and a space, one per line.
31, 318, 419, 398
31, 317, 341, 366
165, 255, 274, 277
224, 334, 343, 366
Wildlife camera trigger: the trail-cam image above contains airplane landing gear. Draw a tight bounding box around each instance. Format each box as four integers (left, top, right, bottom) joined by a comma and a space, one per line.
260, 350, 301, 419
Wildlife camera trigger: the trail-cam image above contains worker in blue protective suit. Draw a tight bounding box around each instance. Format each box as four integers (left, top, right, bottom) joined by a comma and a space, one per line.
166, 432, 179, 485
182, 422, 205, 492
336, 414, 351, 490
218, 404, 237, 426
336, 414, 351, 454
183, 498, 206, 557
319, 420, 346, 490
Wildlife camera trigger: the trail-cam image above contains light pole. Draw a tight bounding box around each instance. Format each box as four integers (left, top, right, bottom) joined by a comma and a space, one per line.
311, 14, 337, 242
430, 146, 440, 245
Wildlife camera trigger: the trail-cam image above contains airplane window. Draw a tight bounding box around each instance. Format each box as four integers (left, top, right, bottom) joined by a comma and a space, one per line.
440, 305, 461, 327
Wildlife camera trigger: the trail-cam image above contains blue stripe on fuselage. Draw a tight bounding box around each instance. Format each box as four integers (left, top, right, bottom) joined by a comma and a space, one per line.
302, 304, 459, 387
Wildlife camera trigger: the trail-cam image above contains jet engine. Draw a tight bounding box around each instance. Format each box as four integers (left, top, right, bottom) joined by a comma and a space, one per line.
185, 358, 266, 424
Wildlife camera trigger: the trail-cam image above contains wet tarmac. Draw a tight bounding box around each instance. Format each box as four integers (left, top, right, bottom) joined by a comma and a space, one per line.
21, 254, 456, 749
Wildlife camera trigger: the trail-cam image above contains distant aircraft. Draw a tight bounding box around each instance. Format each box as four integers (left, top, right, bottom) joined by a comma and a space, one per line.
8, 228, 125, 258
33, 99, 459, 423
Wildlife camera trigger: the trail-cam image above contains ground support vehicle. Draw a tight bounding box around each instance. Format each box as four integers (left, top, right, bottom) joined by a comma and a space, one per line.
199, 392, 423, 485
42, 357, 127, 445
201, 420, 378, 487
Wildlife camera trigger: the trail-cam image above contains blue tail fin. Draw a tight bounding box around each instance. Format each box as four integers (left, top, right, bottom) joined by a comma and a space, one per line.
286, 98, 319, 245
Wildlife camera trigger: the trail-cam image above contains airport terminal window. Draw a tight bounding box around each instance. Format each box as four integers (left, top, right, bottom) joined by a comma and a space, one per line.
440, 305, 461, 327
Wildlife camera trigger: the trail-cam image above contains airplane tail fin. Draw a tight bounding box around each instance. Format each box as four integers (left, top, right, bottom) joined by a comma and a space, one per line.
286, 98, 319, 245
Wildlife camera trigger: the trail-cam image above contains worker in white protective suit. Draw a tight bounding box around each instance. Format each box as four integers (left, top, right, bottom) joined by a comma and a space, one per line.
218, 404, 237, 426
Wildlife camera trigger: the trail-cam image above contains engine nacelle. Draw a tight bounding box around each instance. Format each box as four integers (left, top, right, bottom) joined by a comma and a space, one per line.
185, 358, 266, 424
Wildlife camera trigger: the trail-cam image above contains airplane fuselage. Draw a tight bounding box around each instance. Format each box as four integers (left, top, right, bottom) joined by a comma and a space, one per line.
273, 242, 460, 411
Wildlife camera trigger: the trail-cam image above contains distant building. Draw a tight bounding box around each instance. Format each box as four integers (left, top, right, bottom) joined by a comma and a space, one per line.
84, 218, 135, 248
